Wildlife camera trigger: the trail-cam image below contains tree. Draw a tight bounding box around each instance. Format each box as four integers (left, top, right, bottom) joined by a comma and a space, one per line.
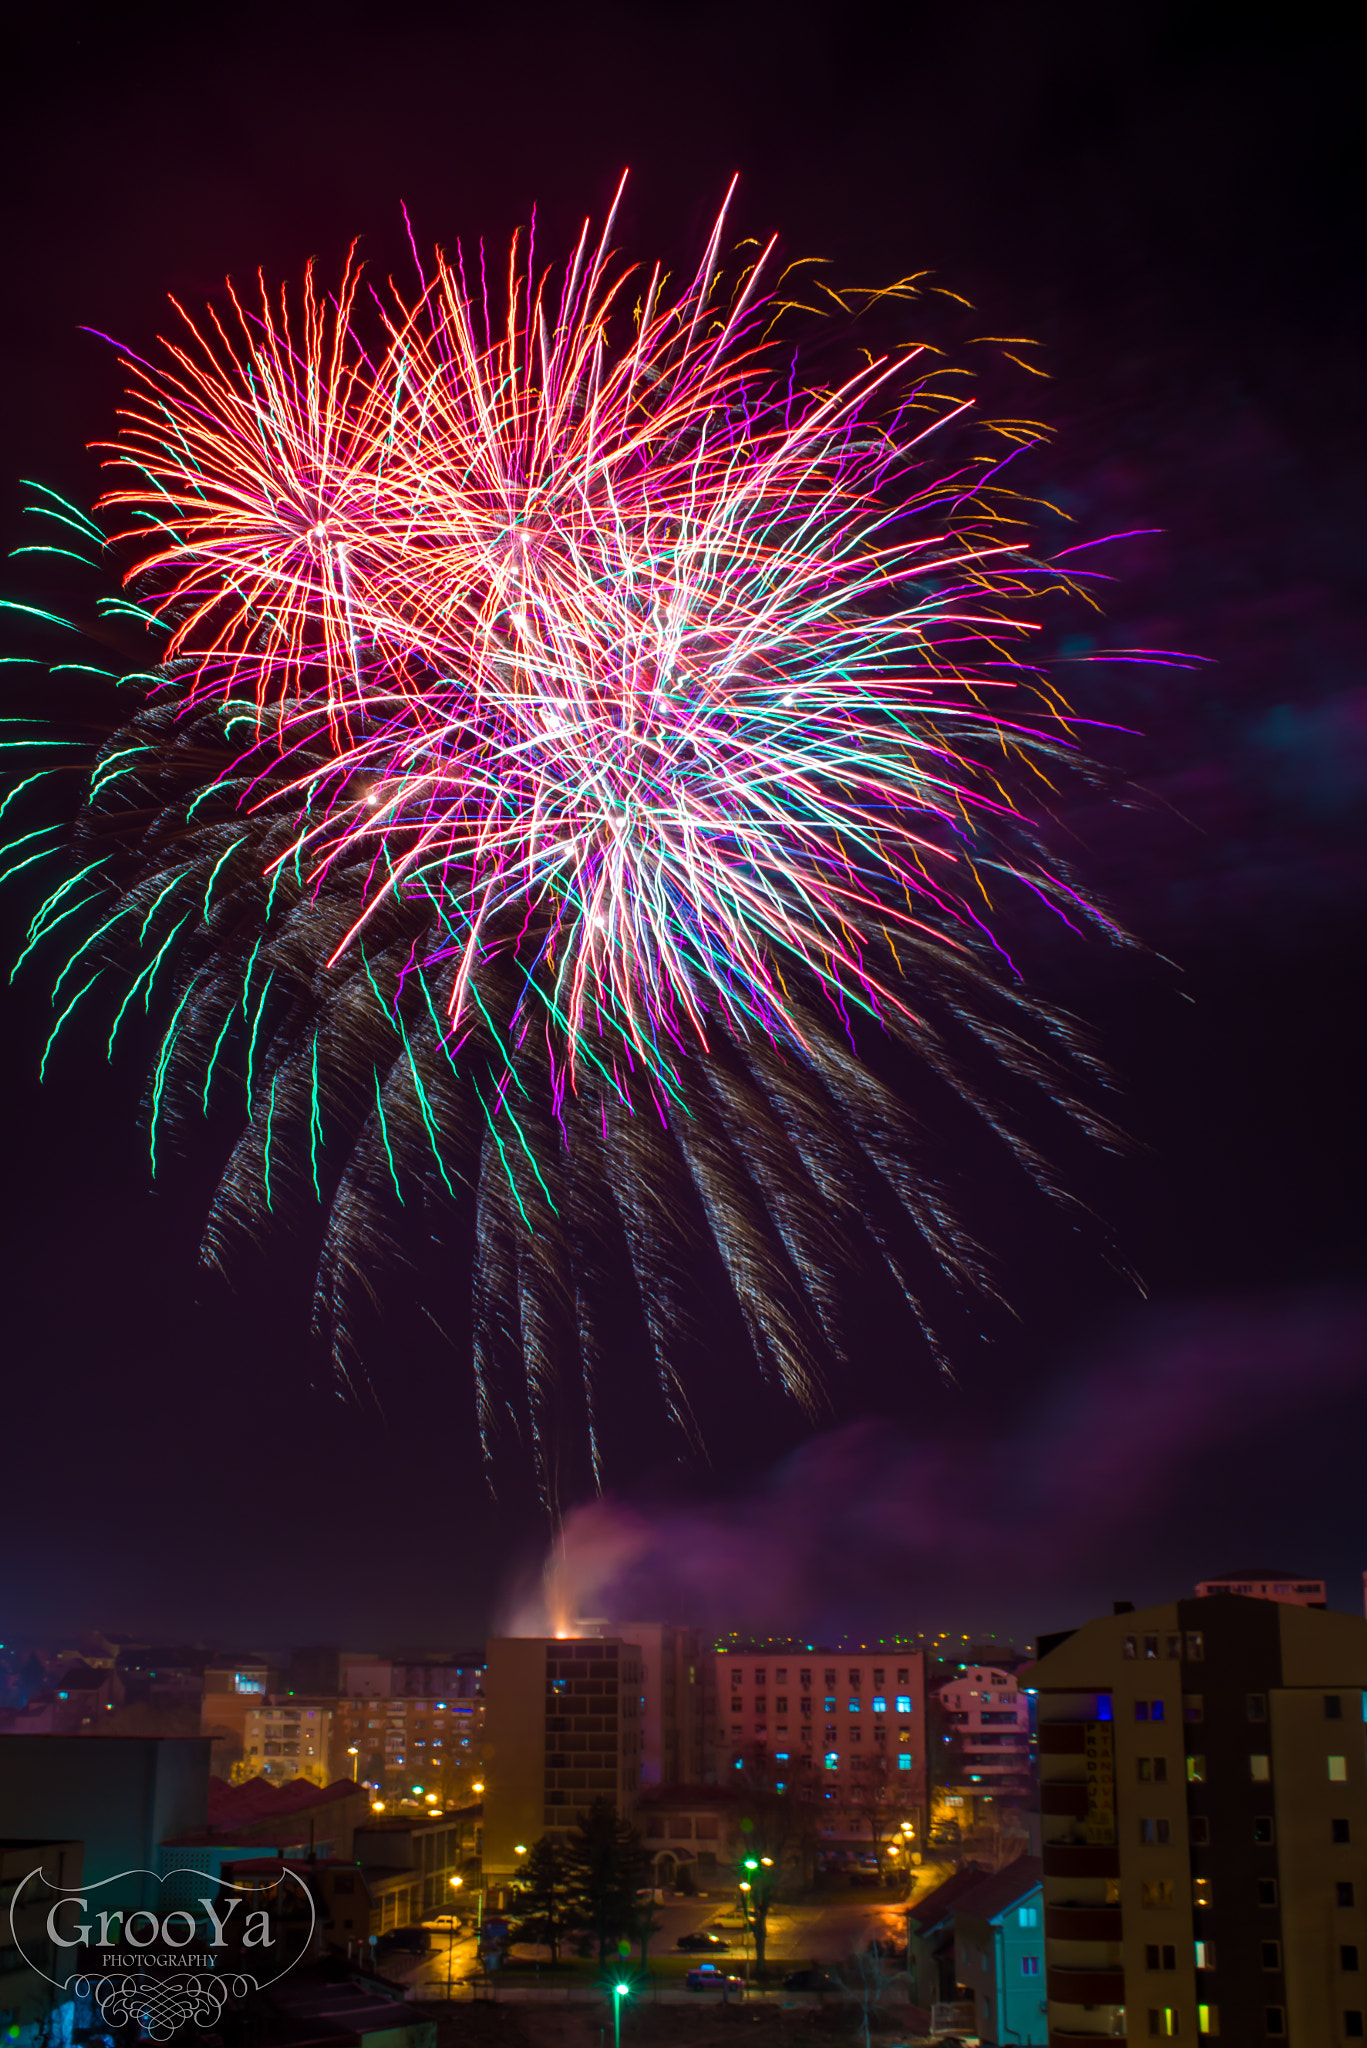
563, 1796, 650, 1963
510, 1836, 575, 1964
842, 1759, 902, 1883
728, 1746, 820, 1976
632, 1897, 664, 1967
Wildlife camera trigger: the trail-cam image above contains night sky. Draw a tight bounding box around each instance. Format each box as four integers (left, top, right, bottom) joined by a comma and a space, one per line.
2, 1, 1362, 1650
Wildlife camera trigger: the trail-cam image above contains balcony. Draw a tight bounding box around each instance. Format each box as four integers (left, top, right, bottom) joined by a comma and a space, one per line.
1039, 1723, 1088, 1754
1046, 1904, 1123, 1941
1042, 1842, 1120, 1878
1041, 1783, 1090, 1817
1048, 1965, 1126, 2004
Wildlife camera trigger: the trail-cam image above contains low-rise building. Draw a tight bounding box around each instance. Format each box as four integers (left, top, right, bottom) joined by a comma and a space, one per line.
353, 1813, 467, 1919
950, 1853, 1045, 2045
904, 1863, 991, 2012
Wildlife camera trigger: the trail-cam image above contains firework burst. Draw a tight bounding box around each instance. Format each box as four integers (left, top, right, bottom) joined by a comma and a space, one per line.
5, 180, 1125, 1503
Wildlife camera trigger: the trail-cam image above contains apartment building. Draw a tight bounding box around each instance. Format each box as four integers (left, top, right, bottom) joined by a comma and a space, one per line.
617, 1622, 709, 1785
938, 1661, 1034, 1796
242, 1698, 334, 1787
714, 1646, 927, 1841
1031, 1594, 1367, 2045
331, 1690, 483, 1799
481, 1635, 644, 1881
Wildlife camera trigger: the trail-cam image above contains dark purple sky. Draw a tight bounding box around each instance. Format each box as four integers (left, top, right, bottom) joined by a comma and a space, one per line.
1, 0, 1362, 1648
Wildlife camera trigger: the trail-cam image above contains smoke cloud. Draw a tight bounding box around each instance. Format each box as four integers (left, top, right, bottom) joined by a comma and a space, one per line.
501, 1289, 1367, 1643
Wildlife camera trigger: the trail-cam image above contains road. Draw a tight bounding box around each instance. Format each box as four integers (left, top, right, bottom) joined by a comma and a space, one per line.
385, 1883, 932, 1997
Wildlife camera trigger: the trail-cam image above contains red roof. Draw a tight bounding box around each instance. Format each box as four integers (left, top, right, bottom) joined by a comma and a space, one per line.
905, 1862, 990, 1934
207, 1777, 359, 1828
950, 1854, 1043, 1925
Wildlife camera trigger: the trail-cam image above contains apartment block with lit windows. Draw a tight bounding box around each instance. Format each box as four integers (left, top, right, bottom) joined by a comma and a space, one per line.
1030, 1595, 1367, 2046
331, 1687, 484, 1801
714, 1648, 927, 1836
938, 1661, 1034, 1796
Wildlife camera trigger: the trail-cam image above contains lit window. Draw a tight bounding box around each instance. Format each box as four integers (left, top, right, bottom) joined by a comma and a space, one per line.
897, 1755, 911, 1771
1194, 1939, 1214, 1968
1186, 1756, 1205, 1783
1250, 1755, 1271, 1781
1330, 1756, 1349, 1782
1018, 1905, 1038, 1928
1142, 1882, 1174, 1909
871, 1696, 886, 1713
1148, 2008, 1177, 2036
895, 1694, 912, 1714
1197, 2005, 1218, 2036
825, 1752, 839, 1770
1144, 1636, 1159, 1660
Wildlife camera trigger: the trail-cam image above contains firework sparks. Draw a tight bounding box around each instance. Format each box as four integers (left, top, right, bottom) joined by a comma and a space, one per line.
6, 182, 1124, 1503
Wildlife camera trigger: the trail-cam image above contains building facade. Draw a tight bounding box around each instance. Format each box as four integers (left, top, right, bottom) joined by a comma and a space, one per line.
937, 1661, 1034, 1796
481, 1636, 643, 1882
242, 1698, 335, 1787
1031, 1594, 1367, 2045
713, 1647, 928, 1845
617, 1623, 708, 1785
950, 1854, 1046, 2046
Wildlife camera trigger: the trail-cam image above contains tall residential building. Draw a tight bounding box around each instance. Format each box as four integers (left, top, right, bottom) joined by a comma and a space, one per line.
1031, 1594, 1367, 2045
1194, 1568, 1327, 1608
481, 1635, 643, 1883
616, 1622, 708, 1785
714, 1646, 927, 1842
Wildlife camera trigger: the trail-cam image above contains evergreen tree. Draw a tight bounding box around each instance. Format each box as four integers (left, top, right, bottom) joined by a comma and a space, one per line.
510, 1836, 574, 1963
564, 1796, 649, 1962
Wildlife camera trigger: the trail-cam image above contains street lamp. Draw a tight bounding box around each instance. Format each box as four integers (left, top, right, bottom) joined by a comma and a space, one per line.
612, 1978, 630, 2048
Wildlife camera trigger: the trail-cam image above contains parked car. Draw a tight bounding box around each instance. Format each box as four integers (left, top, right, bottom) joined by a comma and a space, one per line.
782, 1969, 840, 1993
707, 1910, 748, 1929
686, 1966, 745, 1994
421, 1913, 465, 1930
376, 1926, 432, 1954
677, 1931, 731, 1952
